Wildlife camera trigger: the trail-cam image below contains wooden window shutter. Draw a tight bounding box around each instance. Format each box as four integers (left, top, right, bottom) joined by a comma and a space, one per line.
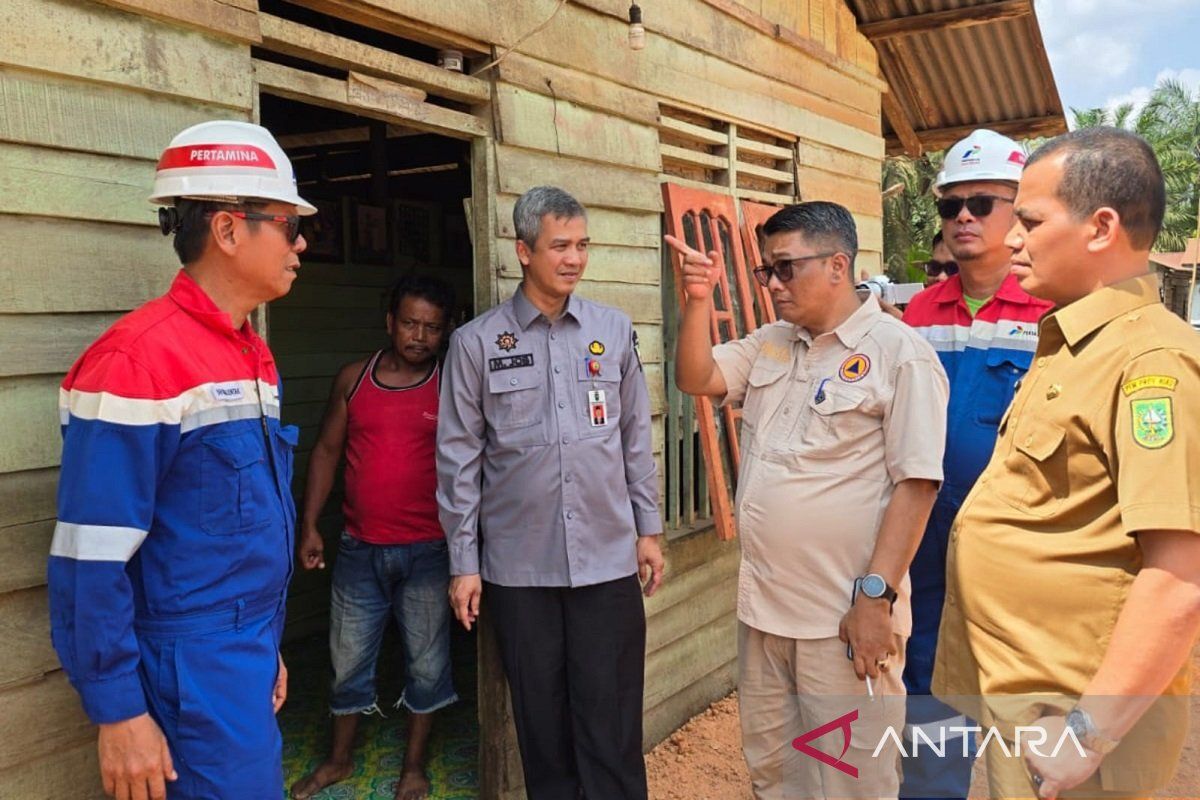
662, 183, 783, 540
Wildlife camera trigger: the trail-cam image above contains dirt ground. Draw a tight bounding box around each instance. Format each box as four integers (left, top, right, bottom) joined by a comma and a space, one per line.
646, 652, 1200, 800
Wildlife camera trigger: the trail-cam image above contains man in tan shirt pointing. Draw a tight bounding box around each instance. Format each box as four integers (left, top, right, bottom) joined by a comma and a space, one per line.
669, 201, 948, 799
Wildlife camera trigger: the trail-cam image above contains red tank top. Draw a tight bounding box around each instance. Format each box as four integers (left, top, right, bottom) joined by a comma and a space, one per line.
343, 351, 443, 545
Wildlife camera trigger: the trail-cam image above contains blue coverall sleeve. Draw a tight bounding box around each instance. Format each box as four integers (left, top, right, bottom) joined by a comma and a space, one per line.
48, 351, 179, 724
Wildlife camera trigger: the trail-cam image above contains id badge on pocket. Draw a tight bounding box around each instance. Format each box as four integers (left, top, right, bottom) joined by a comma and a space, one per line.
588, 389, 608, 427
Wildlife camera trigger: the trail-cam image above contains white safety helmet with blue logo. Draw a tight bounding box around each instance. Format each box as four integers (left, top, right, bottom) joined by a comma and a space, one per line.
933, 129, 1027, 196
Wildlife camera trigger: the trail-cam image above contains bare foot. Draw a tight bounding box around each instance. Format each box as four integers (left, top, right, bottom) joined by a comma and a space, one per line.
395, 767, 430, 800
290, 759, 354, 799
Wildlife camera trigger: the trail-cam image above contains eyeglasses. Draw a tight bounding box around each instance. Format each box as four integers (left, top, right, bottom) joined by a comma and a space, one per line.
752, 252, 836, 287
209, 210, 303, 243
923, 259, 959, 277
936, 195, 1014, 220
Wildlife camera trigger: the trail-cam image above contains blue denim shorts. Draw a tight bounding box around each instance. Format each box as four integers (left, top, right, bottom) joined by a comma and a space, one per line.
328, 532, 457, 715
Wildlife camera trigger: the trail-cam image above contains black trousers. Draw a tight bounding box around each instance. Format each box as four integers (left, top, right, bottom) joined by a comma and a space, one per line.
486, 575, 648, 800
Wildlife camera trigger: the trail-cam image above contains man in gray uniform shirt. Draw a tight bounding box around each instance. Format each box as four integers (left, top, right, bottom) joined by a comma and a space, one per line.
437, 186, 665, 800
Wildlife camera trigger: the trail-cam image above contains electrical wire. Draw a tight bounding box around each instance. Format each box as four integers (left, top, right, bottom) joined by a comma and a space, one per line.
471, 0, 571, 76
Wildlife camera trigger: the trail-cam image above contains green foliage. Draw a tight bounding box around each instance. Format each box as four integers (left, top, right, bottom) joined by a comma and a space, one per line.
882, 77, 1200, 272
1070, 78, 1200, 252
880, 152, 941, 281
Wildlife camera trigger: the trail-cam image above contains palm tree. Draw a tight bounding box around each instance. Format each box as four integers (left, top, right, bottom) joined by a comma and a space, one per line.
1071, 78, 1200, 251
880, 152, 941, 282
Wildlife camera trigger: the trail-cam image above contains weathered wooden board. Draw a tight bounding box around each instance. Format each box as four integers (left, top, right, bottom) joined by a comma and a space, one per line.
495, 52, 659, 127
253, 60, 486, 140
643, 656, 737, 748
0, 313, 121, 378
495, 84, 660, 173
286, 0, 499, 52
0, 737, 103, 799
0, 467, 58, 528
644, 541, 739, 621
643, 611, 737, 709
495, 147, 663, 214
0, 217, 174, 314
495, 240, 659, 286
0, 376, 64, 473
551, 0, 880, 112
646, 574, 737, 655
0, 0, 253, 110
0, 520, 54, 595
0, 68, 242, 162
89, 0, 261, 44
0, 588, 58, 690
0, 671, 94, 772
0, 144, 157, 226
495, 195, 661, 249
258, 14, 489, 104
854, 213, 884, 254
511, 0, 881, 136
797, 166, 882, 217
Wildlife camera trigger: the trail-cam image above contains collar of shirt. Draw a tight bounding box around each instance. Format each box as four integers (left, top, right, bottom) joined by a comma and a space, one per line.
513, 282, 581, 330
789, 292, 882, 348
168, 270, 263, 348
1045, 272, 1161, 349
930, 272, 1038, 307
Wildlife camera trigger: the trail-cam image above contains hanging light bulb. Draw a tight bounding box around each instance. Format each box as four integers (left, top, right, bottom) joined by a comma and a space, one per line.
629, 2, 645, 51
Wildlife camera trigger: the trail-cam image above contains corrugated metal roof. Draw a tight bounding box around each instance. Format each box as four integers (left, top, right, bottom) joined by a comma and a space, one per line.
846, 0, 1067, 154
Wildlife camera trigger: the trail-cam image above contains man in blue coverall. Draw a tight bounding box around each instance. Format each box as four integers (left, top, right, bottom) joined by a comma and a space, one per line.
48, 120, 313, 799
900, 130, 1053, 798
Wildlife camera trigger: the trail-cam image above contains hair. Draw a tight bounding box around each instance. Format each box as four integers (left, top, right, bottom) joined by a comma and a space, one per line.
170, 198, 266, 265
387, 273, 455, 321
762, 201, 858, 266
931, 230, 944, 249
1025, 127, 1165, 250
512, 186, 587, 249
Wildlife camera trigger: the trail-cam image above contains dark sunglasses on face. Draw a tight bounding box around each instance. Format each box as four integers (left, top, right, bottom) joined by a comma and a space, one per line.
936, 194, 1014, 220
924, 259, 959, 277
208, 210, 303, 243
752, 252, 837, 287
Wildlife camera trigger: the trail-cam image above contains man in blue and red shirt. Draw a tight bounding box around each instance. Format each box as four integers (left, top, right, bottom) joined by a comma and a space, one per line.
901, 130, 1053, 799
49, 121, 313, 799
290, 275, 458, 800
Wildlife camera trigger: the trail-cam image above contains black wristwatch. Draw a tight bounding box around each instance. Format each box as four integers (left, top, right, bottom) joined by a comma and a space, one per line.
857, 573, 898, 609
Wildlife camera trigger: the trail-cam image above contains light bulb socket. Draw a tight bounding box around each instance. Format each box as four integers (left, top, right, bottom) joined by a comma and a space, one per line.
629, 2, 642, 24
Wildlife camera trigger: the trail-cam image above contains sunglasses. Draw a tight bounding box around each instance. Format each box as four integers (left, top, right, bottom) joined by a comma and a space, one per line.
752, 252, 836, 287
924, 259, 959, 277
936, 195, 1014, 220
209, 210, 303, 243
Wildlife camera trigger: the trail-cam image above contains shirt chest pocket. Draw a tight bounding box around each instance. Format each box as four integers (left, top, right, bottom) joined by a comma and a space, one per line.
487, 368, 546, 445
741, 359, 788, 428
999, 417, 1068, 518
200, 432, 272, 535
977, 349, 1032, 426
575, 355, 622, 438
796, 384, 876, 458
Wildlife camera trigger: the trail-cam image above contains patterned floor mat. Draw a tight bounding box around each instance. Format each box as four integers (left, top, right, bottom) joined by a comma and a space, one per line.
279, 626, 479, 799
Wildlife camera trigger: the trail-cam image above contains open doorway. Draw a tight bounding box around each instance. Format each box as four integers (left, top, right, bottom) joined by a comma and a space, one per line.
261, 93, 480, 798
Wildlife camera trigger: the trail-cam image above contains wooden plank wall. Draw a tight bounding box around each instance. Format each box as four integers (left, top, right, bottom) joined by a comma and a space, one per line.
0, 0, 253, 794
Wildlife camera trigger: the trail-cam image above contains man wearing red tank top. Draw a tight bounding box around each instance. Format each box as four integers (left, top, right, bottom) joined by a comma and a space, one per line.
291, 276, 458, 800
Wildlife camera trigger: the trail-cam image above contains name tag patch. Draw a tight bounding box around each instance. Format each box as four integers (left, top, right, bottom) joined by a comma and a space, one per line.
1122, 375, 1178, 395
210, 382, 245, 402
489, 354, 534, 371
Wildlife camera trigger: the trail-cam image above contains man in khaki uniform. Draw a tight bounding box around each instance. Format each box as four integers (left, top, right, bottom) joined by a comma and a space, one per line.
669, 202, 948, 799
933, 127, 1200, 800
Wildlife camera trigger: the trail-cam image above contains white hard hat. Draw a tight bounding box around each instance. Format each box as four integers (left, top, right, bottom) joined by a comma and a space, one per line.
933, 129, 1027, 195
149, 120, 316, 215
